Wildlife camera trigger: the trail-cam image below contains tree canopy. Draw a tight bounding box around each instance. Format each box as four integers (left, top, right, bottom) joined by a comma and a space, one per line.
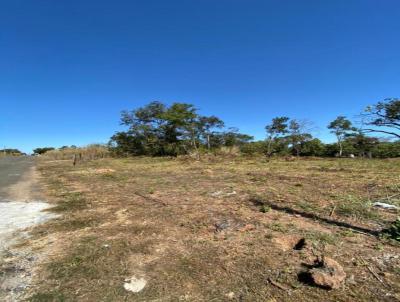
33, 147, 55, 155
108, 99, 400, 159
109, 101, 251, 157
362, 98, 400, 138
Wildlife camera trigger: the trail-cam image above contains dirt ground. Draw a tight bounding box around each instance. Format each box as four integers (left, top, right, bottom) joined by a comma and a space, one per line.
0, 157, 56, 301
25, 156, 400, 301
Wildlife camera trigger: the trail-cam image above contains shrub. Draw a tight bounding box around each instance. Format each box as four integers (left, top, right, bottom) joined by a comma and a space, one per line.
383, 218, 400, 241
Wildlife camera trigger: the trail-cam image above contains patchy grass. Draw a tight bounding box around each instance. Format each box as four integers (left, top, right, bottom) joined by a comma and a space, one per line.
335, 195, 379, 220
48, 192, 88, 213
26, 156, 400, 301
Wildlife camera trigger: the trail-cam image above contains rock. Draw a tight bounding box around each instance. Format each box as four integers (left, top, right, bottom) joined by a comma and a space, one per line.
211, 191, 223, 197
310, 257, 346, 289
123, 276, 147, 293
215, 220, 231, 232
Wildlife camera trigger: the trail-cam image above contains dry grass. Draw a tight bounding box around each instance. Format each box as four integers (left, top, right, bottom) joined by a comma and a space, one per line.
43, 144, 109, 161
27, 156, 400, 301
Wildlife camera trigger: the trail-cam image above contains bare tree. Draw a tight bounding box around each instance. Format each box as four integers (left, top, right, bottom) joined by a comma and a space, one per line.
361, 98, 400, 139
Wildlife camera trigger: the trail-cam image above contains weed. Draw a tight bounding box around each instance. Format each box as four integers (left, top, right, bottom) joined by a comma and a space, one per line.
269, 222, 287, 232
305, 232, 338, 246
50, 192, 87, 213
298, 201, 318, 212
260, 205, 271, 213
336, 195, 379, 220
101, 172, 117, 180
339, 229, 355, 237
28, 291, 66, 302
382, 218, 400, 241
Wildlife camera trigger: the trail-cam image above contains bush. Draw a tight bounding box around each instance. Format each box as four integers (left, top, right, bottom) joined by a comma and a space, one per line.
240, 141, 266, 155
383, 218, 400, 241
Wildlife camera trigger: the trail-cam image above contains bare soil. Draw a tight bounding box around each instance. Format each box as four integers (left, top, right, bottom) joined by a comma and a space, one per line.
0, 157, 57, 301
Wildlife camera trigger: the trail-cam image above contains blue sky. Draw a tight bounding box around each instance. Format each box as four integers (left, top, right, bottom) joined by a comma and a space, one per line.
1, 0, 399, 153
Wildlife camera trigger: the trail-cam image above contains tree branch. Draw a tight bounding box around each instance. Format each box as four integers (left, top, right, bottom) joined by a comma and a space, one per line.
362, 129, 400, 138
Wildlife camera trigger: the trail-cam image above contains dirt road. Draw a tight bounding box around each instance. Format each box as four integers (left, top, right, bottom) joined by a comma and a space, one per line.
0, 156, 56, 301
0, 156, 36, 199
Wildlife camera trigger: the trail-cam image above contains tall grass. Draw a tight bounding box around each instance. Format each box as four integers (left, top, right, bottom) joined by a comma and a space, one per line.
43, 144, 110, 161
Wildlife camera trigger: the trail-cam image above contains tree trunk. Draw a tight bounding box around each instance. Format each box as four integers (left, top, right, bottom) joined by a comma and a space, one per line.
267, 137, 273, 157
338, 138, 343, 157
191, 132, 200, 160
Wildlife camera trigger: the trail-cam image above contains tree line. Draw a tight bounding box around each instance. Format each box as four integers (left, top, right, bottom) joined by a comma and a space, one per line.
109, 98, 400, 158
0, 149, 25, 156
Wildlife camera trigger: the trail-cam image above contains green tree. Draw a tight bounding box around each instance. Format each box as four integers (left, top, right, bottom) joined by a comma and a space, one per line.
33, 147, 55, 155
110, 101, 227, 157
287, 119, 313, 156
265, 117, 289, 156
327, 116, 355, 157
222, 127, 253, 147
197, 116, 225, 150
362, 98, 400, 138
299, 138, 326, 156
0, 149, 24, 156
346, 132, 379, 158
372, 141, 400, 158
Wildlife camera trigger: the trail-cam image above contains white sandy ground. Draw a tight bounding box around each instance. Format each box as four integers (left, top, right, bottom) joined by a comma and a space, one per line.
0, 200, 56, 250
0, 161, 58, 301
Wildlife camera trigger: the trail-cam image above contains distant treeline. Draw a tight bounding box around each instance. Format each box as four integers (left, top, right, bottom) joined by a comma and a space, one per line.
0, 149, 25, 156
31, 98, 399, 159
108, 98, 400, 158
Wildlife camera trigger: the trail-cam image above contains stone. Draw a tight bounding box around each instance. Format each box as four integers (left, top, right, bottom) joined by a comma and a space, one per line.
310, 257, 346, 289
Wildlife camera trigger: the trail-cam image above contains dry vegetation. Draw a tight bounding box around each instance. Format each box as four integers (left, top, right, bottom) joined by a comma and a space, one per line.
26, 156, 400, 301
43, 145, 109, 161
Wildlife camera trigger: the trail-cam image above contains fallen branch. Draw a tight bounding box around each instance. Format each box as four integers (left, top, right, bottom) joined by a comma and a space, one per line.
359, 257, 386, 287
267, 278, 291, 292
134, 191, 168, 206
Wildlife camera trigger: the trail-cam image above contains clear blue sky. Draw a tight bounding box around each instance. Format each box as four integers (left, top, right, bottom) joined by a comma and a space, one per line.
1, 0, 399, 153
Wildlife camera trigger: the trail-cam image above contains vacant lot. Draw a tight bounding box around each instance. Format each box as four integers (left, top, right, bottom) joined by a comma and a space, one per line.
28, 156, 400, 301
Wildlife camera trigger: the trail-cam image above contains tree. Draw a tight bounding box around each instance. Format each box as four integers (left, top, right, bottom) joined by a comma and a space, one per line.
161, 103, 199, 156
346, 131, 379, 158
265, 117, 289, 156
197, 116, 224, 150
109, 101, 227, 157
222, 127, 253, 148
372, 141, 400, 158
362, 98, 400, 138
33, 147, 55, 155
299, 138, 326, 156
287, 119, 313, 156
0, 149, 24, 156
327, 116, 355, 157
